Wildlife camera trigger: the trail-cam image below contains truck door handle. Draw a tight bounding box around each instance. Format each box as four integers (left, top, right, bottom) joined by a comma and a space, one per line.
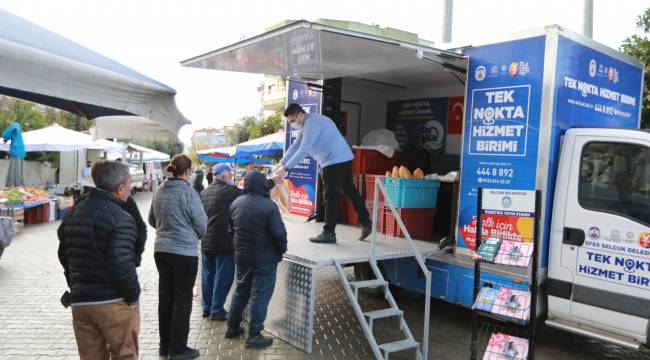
563, 227, 585, 246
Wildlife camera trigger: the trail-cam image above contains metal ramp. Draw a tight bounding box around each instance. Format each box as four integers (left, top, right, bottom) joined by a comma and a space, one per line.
332, 180, 432, 360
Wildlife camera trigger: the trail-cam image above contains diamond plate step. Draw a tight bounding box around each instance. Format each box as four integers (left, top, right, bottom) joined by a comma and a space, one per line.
379, 338, 419, 354
350, 279, 388, 289
364, 307, 402, 320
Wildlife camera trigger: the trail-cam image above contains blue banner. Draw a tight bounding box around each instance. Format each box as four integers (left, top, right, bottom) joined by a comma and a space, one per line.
457, 36, 546, 253
284, 78, 321, 217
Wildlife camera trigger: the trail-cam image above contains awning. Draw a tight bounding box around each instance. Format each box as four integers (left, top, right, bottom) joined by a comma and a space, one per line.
0, 9, 189, 139
90, 116, 179, 142
198, 130, 285, 158
181, 21, 467, 89
0, 124, 120, 152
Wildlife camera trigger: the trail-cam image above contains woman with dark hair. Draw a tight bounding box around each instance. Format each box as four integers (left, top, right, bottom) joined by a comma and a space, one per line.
148, 154, 208, 360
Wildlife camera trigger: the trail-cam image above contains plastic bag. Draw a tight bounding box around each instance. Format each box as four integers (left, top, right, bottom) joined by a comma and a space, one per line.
0, 216, 16, 249
270, 180, 290, 214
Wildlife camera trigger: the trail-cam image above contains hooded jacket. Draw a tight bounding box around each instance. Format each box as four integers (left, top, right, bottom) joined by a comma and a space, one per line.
200, 179, 243, 255
228, 171, 287, 265
57, 188, 140, 304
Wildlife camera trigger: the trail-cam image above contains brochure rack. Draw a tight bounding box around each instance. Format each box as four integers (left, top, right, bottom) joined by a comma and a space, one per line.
470, 188, 541, 360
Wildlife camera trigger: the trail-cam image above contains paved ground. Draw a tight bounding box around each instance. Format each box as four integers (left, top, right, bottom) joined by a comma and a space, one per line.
0, 191, 648, 359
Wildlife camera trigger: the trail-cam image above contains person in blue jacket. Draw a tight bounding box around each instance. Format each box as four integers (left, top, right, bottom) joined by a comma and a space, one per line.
275, 103, 371, 244
1, 122, 26, 187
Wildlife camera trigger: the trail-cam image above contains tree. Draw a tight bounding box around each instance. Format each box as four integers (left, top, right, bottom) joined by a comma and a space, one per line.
621, 7, 650, 128
226, 116, 257, 145
249, 113, 285, 139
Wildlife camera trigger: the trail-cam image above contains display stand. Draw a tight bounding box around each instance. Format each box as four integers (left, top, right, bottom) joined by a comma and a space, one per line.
470, 188, 541, 360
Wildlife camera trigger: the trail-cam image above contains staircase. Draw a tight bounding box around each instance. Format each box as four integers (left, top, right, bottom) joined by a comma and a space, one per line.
334, 259, 423, 360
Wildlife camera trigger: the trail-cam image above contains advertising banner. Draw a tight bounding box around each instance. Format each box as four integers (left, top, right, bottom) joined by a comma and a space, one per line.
386, 97, 449, 153
538, 36, 645, 266
284, 78, 321, 217
468, 189, 536, 244
457, 37, 546, 252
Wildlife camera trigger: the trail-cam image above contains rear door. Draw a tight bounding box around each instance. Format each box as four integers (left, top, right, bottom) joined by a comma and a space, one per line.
562, 133, 650, 343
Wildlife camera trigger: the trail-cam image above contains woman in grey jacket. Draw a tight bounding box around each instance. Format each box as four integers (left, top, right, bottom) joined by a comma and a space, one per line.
149, 154, 207, 360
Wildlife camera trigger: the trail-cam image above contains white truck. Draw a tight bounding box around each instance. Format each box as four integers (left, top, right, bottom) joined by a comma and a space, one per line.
182, 22, 648, 350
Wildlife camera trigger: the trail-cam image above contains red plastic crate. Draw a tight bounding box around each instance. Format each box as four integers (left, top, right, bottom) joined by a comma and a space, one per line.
352, 173, 365, 198
384, 207, 436, 238
25, 203, 49, 224
351, 148, 395, 175
365, 175, 385, 202
348, 198, 384, 227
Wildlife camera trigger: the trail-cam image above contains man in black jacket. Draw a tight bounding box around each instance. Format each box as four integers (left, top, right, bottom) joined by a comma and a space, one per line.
225, 171, 287, 349
200, 164, 241, 320
58, 161, 140, 360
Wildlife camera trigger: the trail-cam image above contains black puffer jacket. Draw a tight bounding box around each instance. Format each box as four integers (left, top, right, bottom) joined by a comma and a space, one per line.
229, 172, 287, 265
200, 179, 243, 255
58, 188, 140, 304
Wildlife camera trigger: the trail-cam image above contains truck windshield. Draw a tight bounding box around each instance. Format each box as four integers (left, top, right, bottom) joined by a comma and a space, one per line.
579, 142, 650, 226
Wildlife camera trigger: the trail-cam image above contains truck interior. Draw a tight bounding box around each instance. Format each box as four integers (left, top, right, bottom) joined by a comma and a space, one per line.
182, 20, 469, 241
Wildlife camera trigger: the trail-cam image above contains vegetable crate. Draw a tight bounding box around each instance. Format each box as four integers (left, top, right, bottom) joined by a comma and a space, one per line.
25, 204, 49, 224
351, 148, 395, 175
364, 175, 384, 202
384, 207, 436, 238
383, 177, 440, 208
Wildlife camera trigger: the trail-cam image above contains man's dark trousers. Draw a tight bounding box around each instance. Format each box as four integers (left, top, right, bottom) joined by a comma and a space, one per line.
201, 254, 235, 317
322, 160, 370, 233
227, 263, 277, 335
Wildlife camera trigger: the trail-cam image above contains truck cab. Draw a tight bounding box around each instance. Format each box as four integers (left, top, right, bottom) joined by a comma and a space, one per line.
546, 128, 650, 349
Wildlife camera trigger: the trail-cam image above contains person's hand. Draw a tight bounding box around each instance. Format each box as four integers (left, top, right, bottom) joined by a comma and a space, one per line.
274, 165, 288, 178
270, 174, 284, 186
272, 163, 284, 173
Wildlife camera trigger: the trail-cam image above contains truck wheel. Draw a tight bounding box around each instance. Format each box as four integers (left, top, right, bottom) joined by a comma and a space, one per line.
353, 263, 403, 297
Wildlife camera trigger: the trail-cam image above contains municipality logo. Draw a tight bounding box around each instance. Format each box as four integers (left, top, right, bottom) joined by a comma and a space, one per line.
292, 89, 299, 101
589, 59, 597, 78
501, 196, 512, 209
475, 66, 486, 81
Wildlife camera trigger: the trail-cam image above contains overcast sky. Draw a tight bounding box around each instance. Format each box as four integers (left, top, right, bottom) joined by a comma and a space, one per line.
0, 0, 647, 145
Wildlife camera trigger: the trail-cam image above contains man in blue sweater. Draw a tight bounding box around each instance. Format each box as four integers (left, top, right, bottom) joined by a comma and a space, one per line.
275, 103, 371, 244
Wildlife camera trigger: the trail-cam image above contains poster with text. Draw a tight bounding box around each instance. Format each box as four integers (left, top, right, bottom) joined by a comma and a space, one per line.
386, 97, 449, 154
457, 37, 546, 253
284, 78, 321, 217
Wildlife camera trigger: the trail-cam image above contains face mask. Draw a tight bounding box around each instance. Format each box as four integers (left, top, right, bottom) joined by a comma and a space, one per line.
290, 121, 302, 130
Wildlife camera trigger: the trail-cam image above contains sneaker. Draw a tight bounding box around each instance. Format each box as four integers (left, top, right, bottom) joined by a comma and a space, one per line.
246, 334, 274, 349
169, 347, 200, 360
309, 231, 337, 244
201, 310, 210, 318
359, 221, 373, 241
210, 312, 228, 321
225, 326, 245, 339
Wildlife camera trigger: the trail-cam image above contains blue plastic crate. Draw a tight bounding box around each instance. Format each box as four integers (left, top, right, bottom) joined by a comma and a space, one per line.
383, 177, 440, 208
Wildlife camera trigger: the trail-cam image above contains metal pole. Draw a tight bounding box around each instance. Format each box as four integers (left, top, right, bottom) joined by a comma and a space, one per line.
470, 187, 483, 360
583, 0, 593, 38
442, 0, 453, 43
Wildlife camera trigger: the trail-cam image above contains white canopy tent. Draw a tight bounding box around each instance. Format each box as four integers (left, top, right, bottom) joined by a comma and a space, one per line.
107, 143, 170, 163
0, 9, 189, 140
0, 124, 122, 152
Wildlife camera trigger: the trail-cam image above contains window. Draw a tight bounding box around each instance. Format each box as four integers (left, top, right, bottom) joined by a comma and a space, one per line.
579, 142, 650, 226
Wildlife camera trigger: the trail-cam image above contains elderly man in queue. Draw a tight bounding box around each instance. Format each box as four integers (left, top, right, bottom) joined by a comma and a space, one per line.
199, 164, 242, 321
58, 161, 140, 359
225, 171, 286, 349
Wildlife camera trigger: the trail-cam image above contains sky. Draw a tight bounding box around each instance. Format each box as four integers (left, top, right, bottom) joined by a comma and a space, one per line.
0, 0, 647, 145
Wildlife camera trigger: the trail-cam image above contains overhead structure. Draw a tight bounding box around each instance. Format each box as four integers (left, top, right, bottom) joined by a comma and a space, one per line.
0, 9, 189, 140
0, 124, 121, 152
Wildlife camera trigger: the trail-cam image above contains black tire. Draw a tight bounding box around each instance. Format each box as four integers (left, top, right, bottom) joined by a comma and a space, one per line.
353, 263, 404, 297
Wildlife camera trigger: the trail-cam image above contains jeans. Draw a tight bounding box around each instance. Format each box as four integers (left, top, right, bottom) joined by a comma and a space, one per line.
154, 252, 198, 353
227, 263, 277, 335
322, 161, 370, 233
201, 254, 235, 317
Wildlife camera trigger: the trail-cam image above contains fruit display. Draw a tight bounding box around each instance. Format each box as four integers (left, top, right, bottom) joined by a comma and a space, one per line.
0, 187, 50, 207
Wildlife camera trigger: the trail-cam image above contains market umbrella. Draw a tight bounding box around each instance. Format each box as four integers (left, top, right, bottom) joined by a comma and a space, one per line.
1, 122, 25, 187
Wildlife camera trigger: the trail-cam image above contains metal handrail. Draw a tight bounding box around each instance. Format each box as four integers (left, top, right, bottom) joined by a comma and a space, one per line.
371, 180, 431, 360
